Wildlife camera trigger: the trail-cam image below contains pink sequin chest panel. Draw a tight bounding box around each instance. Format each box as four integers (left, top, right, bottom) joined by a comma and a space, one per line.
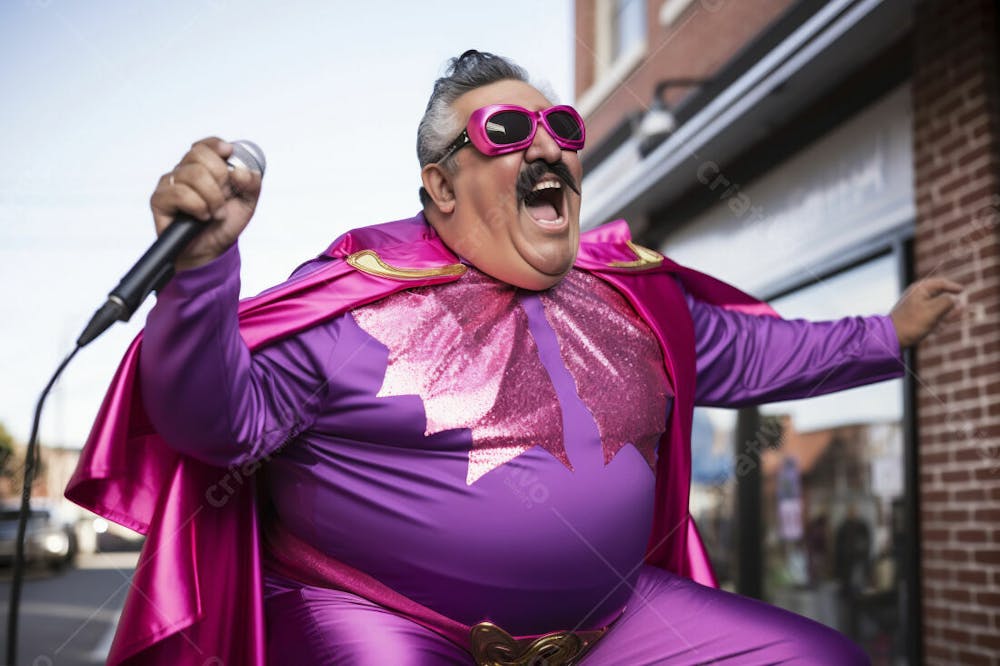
351, 268, 670, 483
539, 270, 671, 468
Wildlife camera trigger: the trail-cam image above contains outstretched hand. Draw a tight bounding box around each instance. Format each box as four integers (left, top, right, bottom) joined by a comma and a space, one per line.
889, 277, 964, 348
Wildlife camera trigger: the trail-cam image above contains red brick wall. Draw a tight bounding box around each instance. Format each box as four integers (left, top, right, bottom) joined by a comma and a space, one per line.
573, 0, 795, 147
912, 0, 1000, 663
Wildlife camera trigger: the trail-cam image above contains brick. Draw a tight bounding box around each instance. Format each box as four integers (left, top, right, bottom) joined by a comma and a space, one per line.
958, 609, 992, 626
957, 445, 991, 462
977, 591, 1000, 607
951, 348, 983, 364
942, 626, 973, 643
959, 181, 1000, 208
969, 322, 1000, 340
924, 642, 954, 661
924, 450, 953, 465
936, 367, 969, 384
971, 120, 999, 142
943, 550, 975, 566
973, 549, 1000, 565
944, 469, 974, 483
953, 384, 983, 399
957, 529, 989, 542
956, 487, 988, 502
958, 648, 992, 664
973, 507, 1000, 522
957, 97, 989, 125
944, 508, 974, 522
926, 163, 961, 186
975, 632, 1000, 651
925, 488, 951, 503
956, 568, 989, 584
972, 466, 1000, 482
936, 98, 968, 126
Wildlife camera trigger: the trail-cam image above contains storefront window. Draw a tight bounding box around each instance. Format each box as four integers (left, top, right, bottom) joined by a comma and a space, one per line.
691, 253, 909, 664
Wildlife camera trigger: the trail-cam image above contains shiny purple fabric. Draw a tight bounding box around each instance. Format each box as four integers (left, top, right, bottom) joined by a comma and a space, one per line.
145, 260, 660, 634
142, 221, 900, 640
264, 567, 870, 665
66, 215, 901, 664
65, 217, 464, 664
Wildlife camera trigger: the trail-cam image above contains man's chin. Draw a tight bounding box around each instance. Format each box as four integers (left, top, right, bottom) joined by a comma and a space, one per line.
520, 251, 577, 286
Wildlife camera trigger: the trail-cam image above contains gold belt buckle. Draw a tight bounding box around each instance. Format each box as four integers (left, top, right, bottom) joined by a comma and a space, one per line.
469, 621, 609, 666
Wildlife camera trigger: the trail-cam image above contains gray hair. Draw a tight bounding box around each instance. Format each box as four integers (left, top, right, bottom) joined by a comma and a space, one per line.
417, 50, 530, 207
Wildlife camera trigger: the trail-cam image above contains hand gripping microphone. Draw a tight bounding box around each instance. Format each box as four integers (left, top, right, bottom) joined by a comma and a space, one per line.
77, 140, 266, 348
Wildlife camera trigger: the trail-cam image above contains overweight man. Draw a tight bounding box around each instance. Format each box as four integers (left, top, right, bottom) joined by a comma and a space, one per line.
68, 50, 961, 665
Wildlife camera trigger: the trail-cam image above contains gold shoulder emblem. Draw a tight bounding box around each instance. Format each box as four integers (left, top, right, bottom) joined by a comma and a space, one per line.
607, 240, 665, 270
346, 249, 467, 280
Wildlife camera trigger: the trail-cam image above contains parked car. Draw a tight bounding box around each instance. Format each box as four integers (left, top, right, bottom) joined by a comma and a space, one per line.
0, 504, 77, 570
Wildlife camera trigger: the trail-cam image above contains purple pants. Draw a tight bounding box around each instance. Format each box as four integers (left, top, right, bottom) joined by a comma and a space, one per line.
264, 565, 869, 665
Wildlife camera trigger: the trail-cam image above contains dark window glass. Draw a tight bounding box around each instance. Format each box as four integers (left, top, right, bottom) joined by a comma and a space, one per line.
691, 254, 910, 663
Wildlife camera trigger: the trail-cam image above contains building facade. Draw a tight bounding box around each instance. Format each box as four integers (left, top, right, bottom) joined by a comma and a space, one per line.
574, 0, 999, 663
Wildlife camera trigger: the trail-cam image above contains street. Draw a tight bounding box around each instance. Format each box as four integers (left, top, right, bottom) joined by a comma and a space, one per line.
0, 552, 137, 666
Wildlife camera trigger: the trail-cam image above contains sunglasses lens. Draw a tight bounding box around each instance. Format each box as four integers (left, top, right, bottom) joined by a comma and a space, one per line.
546, 110, 583, 142
485, 111, 533, 145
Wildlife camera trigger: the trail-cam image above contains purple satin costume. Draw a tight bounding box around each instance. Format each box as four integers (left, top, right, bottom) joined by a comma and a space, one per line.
135, 218, 901, 664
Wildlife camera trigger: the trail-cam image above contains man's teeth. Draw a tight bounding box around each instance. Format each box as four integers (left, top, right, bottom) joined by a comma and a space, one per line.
531, 180, 562, 192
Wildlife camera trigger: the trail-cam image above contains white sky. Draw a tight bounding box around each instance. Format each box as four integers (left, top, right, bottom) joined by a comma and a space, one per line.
0, 1, 574, 447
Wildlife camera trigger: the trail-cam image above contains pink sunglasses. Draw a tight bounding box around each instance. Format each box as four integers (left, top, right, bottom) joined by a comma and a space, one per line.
437, 104, 586, 162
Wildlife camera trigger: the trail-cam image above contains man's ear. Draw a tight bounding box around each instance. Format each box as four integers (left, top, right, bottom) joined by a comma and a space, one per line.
421, 163, 456, 215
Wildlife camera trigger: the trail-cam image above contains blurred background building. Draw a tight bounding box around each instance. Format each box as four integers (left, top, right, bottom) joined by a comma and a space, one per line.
574, 0, 999, 664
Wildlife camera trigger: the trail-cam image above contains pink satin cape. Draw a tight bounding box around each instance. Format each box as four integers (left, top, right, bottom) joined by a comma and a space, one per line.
65, 215, 776, 665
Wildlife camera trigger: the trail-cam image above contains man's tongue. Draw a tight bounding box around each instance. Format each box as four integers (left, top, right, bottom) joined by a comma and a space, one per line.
526, 200, 559, 222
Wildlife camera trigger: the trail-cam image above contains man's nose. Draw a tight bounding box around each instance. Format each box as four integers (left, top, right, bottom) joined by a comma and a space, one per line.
524, 124, 563, 164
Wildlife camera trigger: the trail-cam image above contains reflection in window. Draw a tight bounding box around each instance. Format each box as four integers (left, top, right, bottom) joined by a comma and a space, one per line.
690, 254, 909, 664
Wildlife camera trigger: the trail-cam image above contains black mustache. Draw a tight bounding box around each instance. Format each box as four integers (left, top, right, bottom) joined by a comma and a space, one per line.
516, 160, 580, 201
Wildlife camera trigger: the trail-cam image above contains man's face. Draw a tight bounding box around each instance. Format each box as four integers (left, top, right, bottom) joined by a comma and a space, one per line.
422, 79, 584, 291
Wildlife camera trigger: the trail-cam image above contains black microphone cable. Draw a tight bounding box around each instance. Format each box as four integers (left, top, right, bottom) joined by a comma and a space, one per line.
5, 345, 78, 666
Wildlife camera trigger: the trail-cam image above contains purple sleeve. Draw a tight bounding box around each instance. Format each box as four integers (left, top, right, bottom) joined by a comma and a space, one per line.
686, 290, 904, 407
140, 245, 336, 468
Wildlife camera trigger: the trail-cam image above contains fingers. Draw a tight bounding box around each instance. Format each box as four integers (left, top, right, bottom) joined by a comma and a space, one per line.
920, 277, 964, 296
150, 138, 235, 230
929, 292, 960, 321
172, 163, 228, 217
155, 173, 216, 222
945, 304, 964, 322
917, 277, 964, 322
177, 139, 233, 186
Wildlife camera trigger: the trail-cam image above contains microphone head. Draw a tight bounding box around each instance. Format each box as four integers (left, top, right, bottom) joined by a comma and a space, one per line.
228, 140, 266, 175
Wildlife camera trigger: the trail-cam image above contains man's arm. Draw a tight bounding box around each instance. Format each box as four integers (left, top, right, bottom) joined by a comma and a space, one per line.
138, 137, 331, 467
690, 293, 903, 407
689, 276, 961, 407
139, 244, 335, 468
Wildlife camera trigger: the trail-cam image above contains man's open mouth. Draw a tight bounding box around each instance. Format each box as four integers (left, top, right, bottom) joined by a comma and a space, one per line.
522, 178, 565, 227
